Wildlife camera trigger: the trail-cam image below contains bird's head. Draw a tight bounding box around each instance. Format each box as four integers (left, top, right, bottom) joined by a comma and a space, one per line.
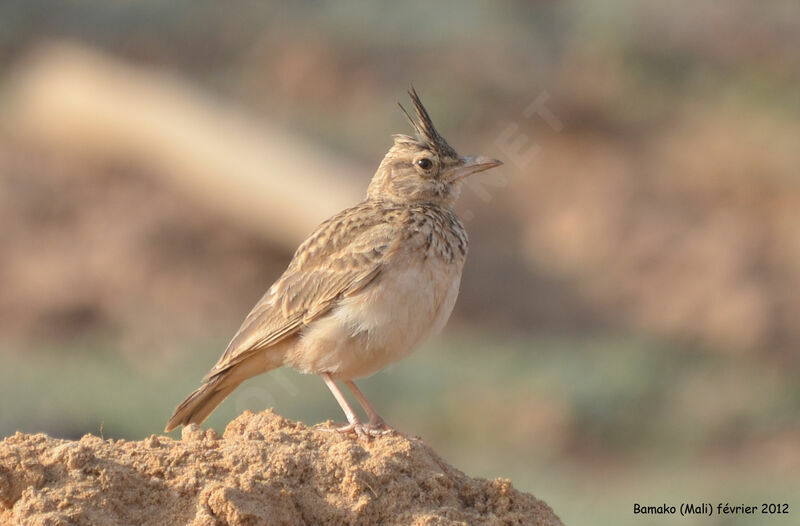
367, 88, 502, 207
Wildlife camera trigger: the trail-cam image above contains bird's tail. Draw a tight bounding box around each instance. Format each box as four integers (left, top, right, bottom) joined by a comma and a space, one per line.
165, 342, 289, 432
165, 372, 243, 432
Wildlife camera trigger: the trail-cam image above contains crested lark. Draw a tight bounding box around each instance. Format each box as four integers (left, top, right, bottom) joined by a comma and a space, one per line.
166, 88, 502, 437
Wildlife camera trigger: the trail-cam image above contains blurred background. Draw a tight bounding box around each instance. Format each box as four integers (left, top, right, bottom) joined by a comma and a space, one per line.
1, 1, 799, 524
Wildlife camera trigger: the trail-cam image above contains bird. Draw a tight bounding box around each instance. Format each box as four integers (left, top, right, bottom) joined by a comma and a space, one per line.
165, 88, 502, 438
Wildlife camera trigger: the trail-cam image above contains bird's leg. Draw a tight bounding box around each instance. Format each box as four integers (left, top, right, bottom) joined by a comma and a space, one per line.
320, 373, 367, 438
345, 380, 394, 435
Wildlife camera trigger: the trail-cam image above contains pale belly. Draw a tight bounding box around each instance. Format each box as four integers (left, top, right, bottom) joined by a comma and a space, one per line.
287, 259, 462, 379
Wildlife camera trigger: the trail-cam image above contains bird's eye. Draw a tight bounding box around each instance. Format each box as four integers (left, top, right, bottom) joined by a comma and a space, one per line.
416, 158, 433, 170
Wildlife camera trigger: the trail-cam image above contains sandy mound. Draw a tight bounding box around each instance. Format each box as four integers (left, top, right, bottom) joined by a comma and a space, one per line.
0, 410, 561, 525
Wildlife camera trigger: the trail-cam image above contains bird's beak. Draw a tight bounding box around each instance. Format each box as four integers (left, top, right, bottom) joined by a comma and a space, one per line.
448, 156, 503, 182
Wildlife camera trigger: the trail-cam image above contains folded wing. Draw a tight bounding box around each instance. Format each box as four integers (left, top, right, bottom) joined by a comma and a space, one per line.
203, 202, 398, 380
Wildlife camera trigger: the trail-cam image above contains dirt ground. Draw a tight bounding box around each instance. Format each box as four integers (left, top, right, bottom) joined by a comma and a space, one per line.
0, 410, 561, 526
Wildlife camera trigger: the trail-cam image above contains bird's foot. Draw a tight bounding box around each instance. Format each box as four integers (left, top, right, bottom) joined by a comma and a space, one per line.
317, 420, 395, 440
363, 418, 395, 437
317, 421, 367, 439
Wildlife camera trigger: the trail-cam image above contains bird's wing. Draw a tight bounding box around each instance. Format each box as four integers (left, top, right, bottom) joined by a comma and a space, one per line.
203, 202, 399, 380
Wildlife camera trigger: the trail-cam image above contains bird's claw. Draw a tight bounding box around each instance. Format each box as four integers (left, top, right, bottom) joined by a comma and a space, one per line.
318, 420, 395, 440
364, 418, 395, 436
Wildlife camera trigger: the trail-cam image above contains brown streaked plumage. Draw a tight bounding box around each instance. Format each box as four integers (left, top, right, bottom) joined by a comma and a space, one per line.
166, 88, 502, 437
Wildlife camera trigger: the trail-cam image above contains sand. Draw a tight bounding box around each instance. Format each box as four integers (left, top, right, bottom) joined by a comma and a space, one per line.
0, 410, 562, 525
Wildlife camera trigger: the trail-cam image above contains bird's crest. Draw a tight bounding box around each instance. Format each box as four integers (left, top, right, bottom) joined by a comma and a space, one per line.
397, 87, 458, 157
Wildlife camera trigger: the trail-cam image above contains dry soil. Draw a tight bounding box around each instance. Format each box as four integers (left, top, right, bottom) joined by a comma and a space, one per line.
0, 410, 562, 525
